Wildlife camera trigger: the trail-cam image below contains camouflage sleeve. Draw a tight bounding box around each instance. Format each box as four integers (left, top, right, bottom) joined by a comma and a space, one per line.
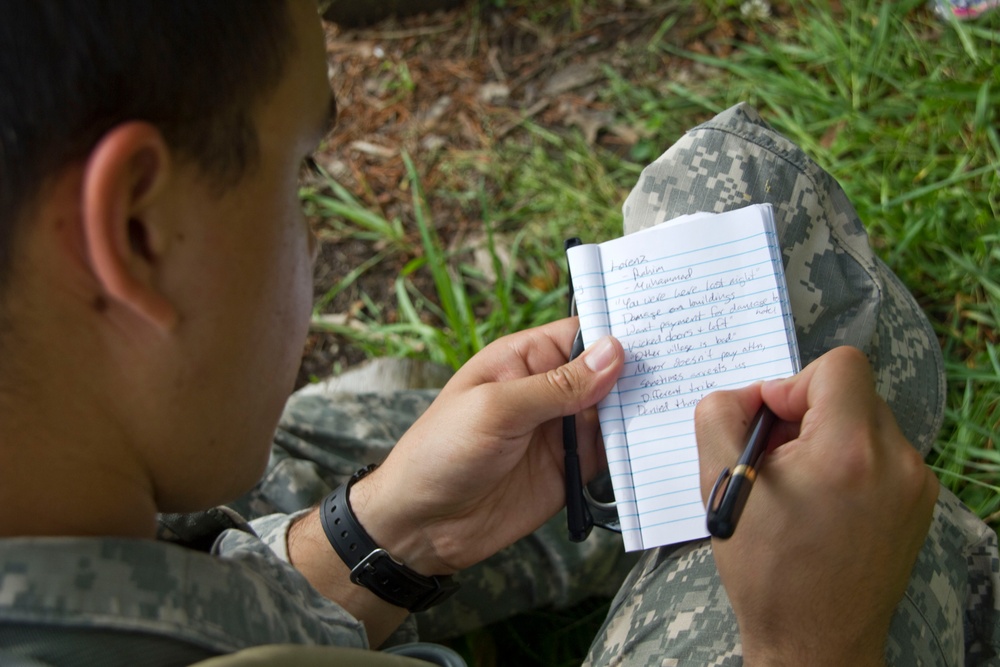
210, 527, 372, 649
234, 511, 426, 647
235, 501, 628, 646
0, 533, 371, 662
240, 511, 303, 563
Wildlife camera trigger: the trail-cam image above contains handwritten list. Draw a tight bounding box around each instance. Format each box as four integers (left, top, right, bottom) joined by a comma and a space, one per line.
567, 204, 800, 551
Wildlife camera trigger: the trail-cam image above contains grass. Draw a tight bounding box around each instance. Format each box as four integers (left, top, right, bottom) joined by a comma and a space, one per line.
301, 152, 567, 369
305, 0, 999, 663
612, 0, 1000, 522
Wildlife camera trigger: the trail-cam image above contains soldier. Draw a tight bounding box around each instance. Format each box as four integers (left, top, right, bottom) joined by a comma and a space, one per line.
0, 2, 995, 667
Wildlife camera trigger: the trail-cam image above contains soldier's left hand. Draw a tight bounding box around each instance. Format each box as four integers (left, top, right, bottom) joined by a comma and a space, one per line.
350, 317, 623, 576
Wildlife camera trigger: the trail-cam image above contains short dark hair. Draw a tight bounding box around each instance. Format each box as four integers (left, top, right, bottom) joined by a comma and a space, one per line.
0, 0, 295, 286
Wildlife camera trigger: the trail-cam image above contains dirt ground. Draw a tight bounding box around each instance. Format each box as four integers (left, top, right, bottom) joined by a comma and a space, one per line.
297, 1, 782, 387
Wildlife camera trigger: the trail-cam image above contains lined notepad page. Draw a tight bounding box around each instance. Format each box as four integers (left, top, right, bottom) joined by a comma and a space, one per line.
567, 204, 800, 551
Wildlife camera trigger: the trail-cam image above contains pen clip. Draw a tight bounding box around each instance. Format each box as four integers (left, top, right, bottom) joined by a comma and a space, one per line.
706, 465, 732, 532
707, 466, 732, 516
706, 464, 755, 540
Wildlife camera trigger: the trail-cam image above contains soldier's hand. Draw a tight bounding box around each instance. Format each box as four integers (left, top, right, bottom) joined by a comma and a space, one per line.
349, 317, 624, 576
695, 346, 938, 666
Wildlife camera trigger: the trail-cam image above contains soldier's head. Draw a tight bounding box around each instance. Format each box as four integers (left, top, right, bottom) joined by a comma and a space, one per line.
0, 0, 311, 284
0, 1, 336, 511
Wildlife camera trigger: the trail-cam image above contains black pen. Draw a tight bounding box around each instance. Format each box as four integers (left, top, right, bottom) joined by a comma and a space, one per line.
563, 237, 593, 542
706, 404, 776, 539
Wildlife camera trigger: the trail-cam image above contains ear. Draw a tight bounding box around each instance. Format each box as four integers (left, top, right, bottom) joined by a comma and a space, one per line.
82, 122, 178, 331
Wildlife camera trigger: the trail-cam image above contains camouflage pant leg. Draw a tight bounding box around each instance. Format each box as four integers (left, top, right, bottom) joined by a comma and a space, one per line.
229, 390, 636, 642
584, 488, 1000, 666
228, 391, 439, 520
620, 102, 944, 457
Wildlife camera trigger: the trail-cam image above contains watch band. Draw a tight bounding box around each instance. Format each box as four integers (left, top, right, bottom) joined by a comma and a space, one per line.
319, 464, 459, 613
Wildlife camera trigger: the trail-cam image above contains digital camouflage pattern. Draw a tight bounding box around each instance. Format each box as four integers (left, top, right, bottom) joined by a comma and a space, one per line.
0, 524, 367, 667
583, 488, 1000, 666
1, 104, 996, 666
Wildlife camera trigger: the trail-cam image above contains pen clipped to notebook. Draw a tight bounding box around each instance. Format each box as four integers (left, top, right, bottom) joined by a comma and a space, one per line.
562, 236, 594, 543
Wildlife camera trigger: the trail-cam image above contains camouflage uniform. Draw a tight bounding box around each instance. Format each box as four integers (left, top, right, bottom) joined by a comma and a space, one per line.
0, 514, 368, 666
1, 104, 996, 666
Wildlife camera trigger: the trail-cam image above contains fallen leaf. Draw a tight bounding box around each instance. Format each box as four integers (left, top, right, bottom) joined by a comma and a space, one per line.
564, 108, 616, 145
478, 82, 511, 104
542, 61, 602, 96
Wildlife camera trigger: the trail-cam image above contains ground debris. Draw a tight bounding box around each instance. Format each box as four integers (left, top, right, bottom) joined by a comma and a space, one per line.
299, 1, 785, 386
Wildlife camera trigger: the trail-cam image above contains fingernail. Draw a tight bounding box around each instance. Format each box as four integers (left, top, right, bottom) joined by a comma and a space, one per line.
584, 336, 616, 372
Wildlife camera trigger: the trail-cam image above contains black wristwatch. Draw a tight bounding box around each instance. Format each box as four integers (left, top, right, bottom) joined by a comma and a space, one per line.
319, 464, 459, 613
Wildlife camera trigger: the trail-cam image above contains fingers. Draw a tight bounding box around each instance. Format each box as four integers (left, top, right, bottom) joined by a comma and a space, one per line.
455, 318, 582, 388
693, 383, 764, 504
761, 346, 876, 433
694, 347, 896, 506
759, 347, 889, 481
702, 346, 938, 660
753, 347, 935, 526
483, 335, 625, 431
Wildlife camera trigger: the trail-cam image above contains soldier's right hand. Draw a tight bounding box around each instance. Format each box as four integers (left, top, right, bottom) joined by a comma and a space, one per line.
694, 346, 938, 666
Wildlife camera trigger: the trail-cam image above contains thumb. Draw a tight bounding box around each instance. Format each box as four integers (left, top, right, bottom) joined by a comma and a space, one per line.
489, 335, 624, 430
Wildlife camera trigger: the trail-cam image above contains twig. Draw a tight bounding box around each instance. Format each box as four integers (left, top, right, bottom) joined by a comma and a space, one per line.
353, 23, 456, 40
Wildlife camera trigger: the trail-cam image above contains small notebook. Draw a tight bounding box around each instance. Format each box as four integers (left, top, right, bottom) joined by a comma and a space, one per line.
567, 204, 800, 552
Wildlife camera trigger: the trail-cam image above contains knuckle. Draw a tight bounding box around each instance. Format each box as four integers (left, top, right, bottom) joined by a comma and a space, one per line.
694, 390, 746, 435
825, 345, 869, 366
544, 364, 580, 399
828, 417, 880, 486
898, 441, 934, 498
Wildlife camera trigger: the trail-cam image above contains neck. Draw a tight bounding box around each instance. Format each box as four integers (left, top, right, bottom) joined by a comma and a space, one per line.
0, 381, 158, 540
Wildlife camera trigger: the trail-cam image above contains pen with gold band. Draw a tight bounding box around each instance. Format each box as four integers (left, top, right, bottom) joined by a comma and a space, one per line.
706, 404, 776, 539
